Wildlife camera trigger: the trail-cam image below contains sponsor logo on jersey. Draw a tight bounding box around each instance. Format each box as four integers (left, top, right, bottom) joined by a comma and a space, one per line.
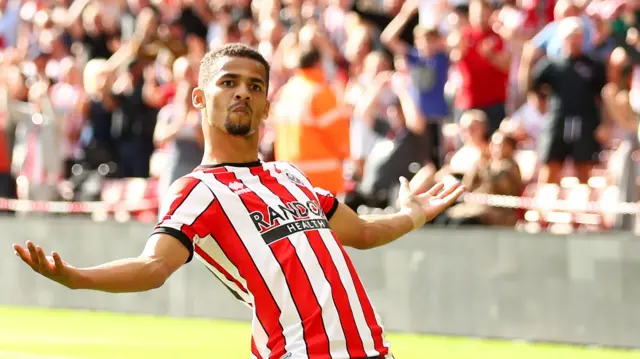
250, 200, 329, 244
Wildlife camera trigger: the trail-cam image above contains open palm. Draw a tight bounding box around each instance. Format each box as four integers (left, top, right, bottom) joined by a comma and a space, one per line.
13, 241, 76, 289
397, 177, 466, 225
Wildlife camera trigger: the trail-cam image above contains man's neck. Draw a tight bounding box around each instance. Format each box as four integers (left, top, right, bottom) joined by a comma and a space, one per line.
201, 128, 261, 166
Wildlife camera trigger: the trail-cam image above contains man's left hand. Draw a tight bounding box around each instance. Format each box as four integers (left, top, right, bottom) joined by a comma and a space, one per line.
397, 177, 466, 228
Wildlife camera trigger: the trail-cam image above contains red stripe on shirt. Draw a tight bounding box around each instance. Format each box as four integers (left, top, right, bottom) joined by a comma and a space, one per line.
305, 231, 368, 357
189, 188, 285, 358
218, 169, 330, 358
337, 237, 388, 356
194, 245, 249, 294
251, 337, 264, 359
255, 166, 367, 358
279, 164, 386, 356
248, 168, 333, 357
157, 177, 200, 226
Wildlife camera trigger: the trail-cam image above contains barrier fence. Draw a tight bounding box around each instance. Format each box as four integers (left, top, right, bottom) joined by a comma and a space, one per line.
1, 217, 640, 349
0, 192, 638, 215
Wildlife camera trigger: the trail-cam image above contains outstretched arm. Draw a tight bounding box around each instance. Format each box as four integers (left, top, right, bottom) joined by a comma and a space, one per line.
330, 180, 465, 249
12, 233, 189, 293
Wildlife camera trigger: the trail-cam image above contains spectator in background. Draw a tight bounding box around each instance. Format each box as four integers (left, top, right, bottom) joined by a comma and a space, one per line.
532, 17, 607, 185
500, 88, 548, 149
347, 51, 394, 179
382, 0, 450, 170
272, 46, 350, 195
64, 0, 118, 61
410, 109, 489, 194
79, 58, 115, 171
518, 0, 590, 92
437, 131, 522, 226
354, 69, 432, 209
49, 57, 86, 178
449, 0, 511, 136
153, 56, 203, 196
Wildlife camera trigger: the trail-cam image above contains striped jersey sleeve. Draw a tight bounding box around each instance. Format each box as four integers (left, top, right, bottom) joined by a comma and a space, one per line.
313, 186, 339, 220
280, 162, 339, 220
152, 176, 215, 263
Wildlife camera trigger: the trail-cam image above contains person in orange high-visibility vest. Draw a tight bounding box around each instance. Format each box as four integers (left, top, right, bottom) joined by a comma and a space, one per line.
272, 46, 351, 195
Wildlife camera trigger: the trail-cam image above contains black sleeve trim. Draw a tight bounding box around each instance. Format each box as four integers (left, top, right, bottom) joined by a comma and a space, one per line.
152, 227, 194, 263
325, 198, 339, 220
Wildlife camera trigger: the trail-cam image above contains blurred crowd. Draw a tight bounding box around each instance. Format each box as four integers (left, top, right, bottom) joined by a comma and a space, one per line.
0, 0, 638, 229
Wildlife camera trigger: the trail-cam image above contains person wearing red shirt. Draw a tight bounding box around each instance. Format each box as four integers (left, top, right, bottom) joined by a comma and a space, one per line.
449, 0, 511, 137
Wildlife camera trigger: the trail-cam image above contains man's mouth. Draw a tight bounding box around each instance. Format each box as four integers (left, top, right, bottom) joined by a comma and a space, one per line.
230, 103, 250, 113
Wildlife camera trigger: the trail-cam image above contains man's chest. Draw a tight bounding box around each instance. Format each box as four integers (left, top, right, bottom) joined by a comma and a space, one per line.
205, 171, 330, 247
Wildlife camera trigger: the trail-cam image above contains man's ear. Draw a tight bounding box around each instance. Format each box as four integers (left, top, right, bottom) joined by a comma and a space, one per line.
192, 87, 205, 109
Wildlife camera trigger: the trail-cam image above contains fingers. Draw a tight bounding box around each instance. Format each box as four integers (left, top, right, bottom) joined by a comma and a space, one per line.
426, 182, 445, 196
14, 241, 58, 274
26, 241, 40, 267
36, 246, 54, 272
436, 181, 463, 199
443, 184, 467, 205
13, 243, 33, 266
398, 176, 411, 194
52, 251, 64, 271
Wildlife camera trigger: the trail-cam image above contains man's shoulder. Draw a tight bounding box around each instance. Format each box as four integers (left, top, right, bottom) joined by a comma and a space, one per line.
167, 175, 202, 197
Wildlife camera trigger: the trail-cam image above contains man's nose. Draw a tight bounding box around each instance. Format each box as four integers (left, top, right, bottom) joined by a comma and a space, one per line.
234, 84, 250, 100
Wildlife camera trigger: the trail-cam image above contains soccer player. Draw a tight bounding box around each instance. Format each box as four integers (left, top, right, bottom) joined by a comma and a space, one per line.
12, 43, 465, 359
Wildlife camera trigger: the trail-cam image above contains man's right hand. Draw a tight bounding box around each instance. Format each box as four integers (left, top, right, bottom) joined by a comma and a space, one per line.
13, 241, 78, 289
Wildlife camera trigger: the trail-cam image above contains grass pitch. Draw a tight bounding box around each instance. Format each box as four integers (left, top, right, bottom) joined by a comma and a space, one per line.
0, 306, 638, 359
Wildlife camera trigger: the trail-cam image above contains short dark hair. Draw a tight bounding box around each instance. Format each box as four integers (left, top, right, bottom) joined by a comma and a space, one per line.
198, 43, 270, 89
298, 46, 322, 69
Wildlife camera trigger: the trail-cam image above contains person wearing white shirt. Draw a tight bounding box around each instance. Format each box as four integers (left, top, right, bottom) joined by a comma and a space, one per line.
500, 89, 548, 149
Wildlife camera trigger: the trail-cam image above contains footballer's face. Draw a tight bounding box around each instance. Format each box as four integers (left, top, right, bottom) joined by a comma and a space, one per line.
193, 56, 270, 137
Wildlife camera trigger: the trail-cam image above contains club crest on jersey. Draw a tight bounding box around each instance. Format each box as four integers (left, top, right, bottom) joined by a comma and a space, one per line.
284, 170, 304, 186
250, 200, 329, 245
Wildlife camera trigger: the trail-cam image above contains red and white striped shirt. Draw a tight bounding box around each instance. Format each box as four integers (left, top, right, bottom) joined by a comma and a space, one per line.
153, 160, 392, 359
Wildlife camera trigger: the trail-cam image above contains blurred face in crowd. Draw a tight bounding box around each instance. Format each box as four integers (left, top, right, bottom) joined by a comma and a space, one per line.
554, 0, 579, 21
460, 111, 488, 146
193, 57, 270, 137
363, 52, 391, 78
561, 20, 584, 56
490, 132, 515, 160
345, 27, 372, 65
173, 56, 197, 86
469, 0, 492, 29
415, 27, 443, 57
